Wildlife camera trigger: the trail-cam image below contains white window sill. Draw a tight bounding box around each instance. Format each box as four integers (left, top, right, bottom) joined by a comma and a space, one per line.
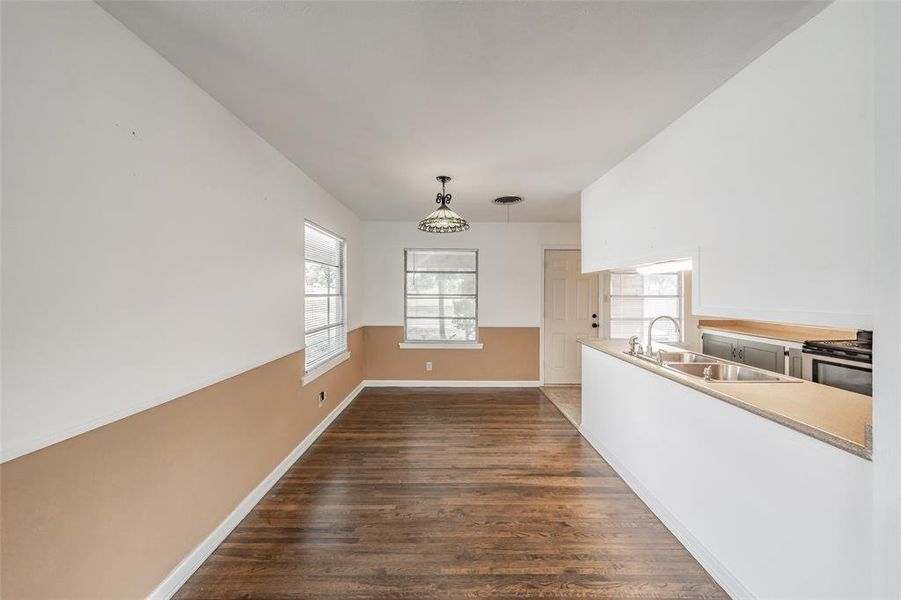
398, 342, 484, 350
302, 351, 351, 386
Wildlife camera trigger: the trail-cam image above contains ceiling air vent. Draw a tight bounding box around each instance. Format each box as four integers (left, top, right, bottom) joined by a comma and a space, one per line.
492, 196, 523, 205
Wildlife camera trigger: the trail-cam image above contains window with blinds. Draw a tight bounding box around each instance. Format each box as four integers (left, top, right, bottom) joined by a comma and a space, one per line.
304, 222, 346, 371
404, 249, 478, 342
607, 271, 683, 342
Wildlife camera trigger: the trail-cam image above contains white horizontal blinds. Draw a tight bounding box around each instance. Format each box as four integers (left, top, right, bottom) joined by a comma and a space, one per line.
304, 222, 346, 370
405, 249, 478, 342
608, 271, 682, 342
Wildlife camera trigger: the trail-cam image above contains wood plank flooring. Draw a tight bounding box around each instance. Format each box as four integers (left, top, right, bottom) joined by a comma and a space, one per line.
175, 387, 726, 599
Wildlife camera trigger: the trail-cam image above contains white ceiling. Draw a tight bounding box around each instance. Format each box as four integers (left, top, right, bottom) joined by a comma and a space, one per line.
101, 1, 825, 223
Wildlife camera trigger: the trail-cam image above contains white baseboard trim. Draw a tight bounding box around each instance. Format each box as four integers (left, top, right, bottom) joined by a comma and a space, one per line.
578, 426, 752, 600
146, 380, 366, 600
363, 379, 541, 388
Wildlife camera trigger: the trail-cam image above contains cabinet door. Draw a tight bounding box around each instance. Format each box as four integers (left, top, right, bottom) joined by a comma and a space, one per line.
739, 339, 785, 374
702, 334, 736, 361
788, 348, 803, 378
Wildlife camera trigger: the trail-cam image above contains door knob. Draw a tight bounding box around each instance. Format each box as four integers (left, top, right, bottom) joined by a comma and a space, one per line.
592, 323, 599, 328
592, 313, 598, 318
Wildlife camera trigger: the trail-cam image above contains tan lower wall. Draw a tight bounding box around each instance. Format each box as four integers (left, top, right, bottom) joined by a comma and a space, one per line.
364, 326, 540, 381
0, 325, 539, 599
0, 328, 365, 600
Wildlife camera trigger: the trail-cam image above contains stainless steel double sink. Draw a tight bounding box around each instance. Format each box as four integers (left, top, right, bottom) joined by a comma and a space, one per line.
628, 347, 799, 383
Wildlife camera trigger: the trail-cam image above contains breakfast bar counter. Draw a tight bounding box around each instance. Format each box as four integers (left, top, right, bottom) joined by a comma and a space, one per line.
579, 338, 872, 459
578, 338, 873, 599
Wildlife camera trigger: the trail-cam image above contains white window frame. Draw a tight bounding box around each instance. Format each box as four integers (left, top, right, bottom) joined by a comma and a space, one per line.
401, 248, 482, 349
603, 270, 685, 343
303, 221, 348, 376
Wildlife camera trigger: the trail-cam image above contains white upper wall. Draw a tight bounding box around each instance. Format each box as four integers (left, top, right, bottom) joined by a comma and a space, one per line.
364, 222, 581, 327
0, 2, 364, 462
581, 1, 874, 330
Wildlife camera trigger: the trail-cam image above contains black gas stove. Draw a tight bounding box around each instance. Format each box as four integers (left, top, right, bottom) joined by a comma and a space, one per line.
802, 330, 872, 364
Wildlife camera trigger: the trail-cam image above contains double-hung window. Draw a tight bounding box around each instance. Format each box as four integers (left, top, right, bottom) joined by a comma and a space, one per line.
404, 249, 478, 343
304, 222, 346, 371
607, 270, 683, 342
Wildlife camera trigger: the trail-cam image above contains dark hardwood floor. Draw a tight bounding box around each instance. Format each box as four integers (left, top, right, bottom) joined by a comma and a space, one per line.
175, 387, 726, 599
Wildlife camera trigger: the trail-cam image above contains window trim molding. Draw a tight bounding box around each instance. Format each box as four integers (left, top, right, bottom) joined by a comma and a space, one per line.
398, 342, 484, 350
302, 350, 351, 386
604, 270, 685, 343
403, 248, 480, 344
304, 220, 348, 372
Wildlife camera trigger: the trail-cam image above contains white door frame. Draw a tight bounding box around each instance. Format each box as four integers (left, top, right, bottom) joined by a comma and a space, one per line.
538, 244, 582, 385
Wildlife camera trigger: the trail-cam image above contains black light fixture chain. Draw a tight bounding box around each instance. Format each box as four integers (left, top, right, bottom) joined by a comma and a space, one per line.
436, 176, 452, 205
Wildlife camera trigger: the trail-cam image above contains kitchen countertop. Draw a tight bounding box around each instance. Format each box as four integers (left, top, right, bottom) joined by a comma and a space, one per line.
579, 338, 872, 459
697, 319, 858, 344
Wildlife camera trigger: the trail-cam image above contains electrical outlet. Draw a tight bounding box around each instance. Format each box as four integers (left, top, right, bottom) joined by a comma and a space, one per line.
318, 391, 326, 407
426, 361, 432, 371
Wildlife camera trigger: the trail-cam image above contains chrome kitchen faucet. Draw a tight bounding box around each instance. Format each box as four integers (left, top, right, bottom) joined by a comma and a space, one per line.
646, 315, 682, 359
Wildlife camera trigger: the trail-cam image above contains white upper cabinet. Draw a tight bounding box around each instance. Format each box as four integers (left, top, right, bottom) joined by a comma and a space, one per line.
581, 2, 874, 330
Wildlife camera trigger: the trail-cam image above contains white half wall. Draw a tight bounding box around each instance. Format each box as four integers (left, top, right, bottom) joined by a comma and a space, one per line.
581, 346, 873, 600
0, 2, 364, 462
871, 1, 901, 597
581, 2, 874, 330
363, 221, 580, 327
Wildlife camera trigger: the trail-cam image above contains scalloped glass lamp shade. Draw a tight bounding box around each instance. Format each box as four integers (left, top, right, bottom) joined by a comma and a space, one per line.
418, 175, 469, 233
418, 205, 470, 233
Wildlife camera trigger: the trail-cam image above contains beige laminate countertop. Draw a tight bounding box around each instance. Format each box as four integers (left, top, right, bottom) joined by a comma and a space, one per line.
697, 319, 858, 344
579, 338, 872, 460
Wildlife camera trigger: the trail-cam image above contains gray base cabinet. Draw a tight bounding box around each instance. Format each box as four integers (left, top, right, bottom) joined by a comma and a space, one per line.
789, 348, 803, 378
702, 333, 786, 374
701, 334, 735, 362
740, 339, 784, 373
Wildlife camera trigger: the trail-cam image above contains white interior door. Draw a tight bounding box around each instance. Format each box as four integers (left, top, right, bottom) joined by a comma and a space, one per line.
544, 250, 599, 384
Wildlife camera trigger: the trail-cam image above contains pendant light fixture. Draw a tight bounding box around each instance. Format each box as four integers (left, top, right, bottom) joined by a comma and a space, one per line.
417, 175, 470, 233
